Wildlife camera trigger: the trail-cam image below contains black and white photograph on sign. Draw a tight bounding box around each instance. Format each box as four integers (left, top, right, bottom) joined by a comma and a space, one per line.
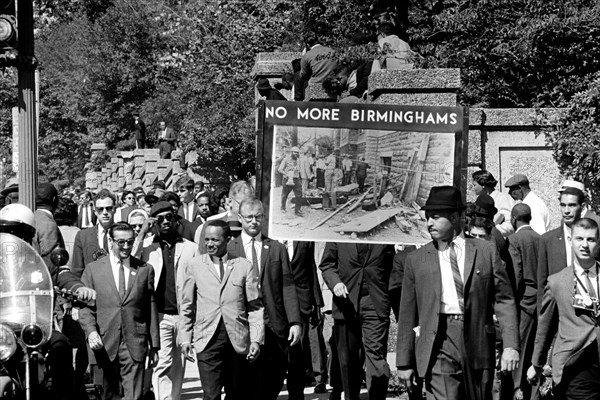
268, 124, 457, 245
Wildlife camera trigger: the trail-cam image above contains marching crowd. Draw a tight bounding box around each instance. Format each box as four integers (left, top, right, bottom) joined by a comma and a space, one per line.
0, 168, 599, 400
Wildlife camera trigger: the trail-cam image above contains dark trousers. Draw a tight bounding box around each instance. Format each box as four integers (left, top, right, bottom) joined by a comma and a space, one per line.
554, 341, 600, 400
426, 316, 494, 400
309, 314, 328, 384
136, 139, 145, 149
281, 178, 302, 212
356, 174, 366, 192
95, 340, 144, 400
343, 171, 352, 185
45, 330, 75, 400
317, 169, 325, 189
334, 295, 390, 400
513, 309, 538, 400
196, 319, 249, 400
250, 326, 305, 400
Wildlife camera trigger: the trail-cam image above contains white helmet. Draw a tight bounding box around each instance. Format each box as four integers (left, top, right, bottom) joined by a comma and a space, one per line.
0, 203, 35, 229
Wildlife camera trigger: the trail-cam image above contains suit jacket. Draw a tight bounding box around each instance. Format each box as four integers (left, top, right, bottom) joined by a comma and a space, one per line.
72, 226, 101, 278
158, 127, 176, 144
78, 256, 160, 364
178, 202, 201, 223
139, 234, 198, 314
396, 238, 519, 375
178, 253, 265, 354
508, 226, 541, 316
228, 235, 302, 338
532, 264, 600, 385
134, 118, 146, 140
389, 247, 418, 321
291, 241, 324, 315
76, 204, 97, 229
348, 60, 373, 99
537, 226, 567, 309
33, 209, 65, 266
320, 243, 395, 320
117, 205, 138, 223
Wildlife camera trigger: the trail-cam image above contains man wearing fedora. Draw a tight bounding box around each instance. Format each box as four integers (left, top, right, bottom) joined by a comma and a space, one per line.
472, 170, 515, 238
396, 186, 520, 400
278, 146, 304, 217
504, 174, 550, 235
257, 78, 287, 101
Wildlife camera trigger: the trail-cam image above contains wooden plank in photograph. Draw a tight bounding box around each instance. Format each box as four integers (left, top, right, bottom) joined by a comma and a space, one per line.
405, 134, 431, 204
333, 208, 403, 233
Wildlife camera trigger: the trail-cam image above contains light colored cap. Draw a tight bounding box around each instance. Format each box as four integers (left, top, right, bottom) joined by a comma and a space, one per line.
558, 179, 585, 192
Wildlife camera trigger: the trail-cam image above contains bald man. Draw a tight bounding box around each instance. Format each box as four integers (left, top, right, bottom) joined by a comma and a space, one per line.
508, 203, 542, 400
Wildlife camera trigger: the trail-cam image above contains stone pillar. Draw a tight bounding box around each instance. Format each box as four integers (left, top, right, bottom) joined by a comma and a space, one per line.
252, 52, 301, 102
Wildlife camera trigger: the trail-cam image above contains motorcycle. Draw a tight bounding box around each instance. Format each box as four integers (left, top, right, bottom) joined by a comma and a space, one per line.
0, 233, 62, 400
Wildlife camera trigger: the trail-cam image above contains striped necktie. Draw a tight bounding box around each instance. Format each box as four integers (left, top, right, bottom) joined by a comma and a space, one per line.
449, 242, 464, 313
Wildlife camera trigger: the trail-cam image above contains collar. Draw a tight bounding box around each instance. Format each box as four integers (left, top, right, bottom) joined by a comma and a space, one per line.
574, 260, 599, 278
37, 208, 53, 217
210, 253, 228, 264
241, 230, 261, 246
435, 232, 466, 251
110, 251, 131, 268
310, 44, 321, 50
516, 224, 531, 233
154, 231, 183, 246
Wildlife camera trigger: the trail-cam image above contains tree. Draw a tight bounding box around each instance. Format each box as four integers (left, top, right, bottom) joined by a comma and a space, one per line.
545, 72, 600, 211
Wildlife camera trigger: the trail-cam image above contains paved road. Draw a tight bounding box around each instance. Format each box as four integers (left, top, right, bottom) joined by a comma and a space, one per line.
181, 353, 404, 399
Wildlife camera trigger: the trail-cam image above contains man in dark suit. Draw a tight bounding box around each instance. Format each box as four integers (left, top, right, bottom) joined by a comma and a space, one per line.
175, 176, 201, 223
227, 198, 303, 400
507, 203, 542, 400
537, 186, 586, 308
33, 182, 65, 267
72, 189, 116, 278
133, 112, 146, 149
76, 190, 97, 229
157, 121, 177, 159
397, 186, 519, 400
527, 218, 600, 398
320, 242, 394, 400
79, 222, 160, 400
288, 241, 326, 393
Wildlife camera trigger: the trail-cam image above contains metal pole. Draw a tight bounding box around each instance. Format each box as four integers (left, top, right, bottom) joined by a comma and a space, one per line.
16, 0, 38, 209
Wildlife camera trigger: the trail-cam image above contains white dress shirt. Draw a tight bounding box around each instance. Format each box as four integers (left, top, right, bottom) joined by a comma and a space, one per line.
523, 191, 550, 235
182, 201, 195, 222
490, 190, 516, 238
210, 254, 229, 279
109, 252, 131, 290
563, 224, 573, 268
574, 261, 599, 299
241, 231, 262, 272
80, 204, 94, 228
437, 234, 466, 314
97, 224, 108, 249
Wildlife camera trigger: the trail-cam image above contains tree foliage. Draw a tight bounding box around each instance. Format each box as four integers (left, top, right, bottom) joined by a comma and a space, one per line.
545, 73, 600, 211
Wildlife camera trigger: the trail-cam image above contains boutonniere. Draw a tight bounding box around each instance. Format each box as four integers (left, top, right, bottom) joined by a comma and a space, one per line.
263, 245, 269, 249
131, 271, 136, 276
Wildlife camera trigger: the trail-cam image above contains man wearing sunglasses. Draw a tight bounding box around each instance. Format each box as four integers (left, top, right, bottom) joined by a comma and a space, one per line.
79, 222, 160, 400
139, 201, 198, 400
72, 189, 116, 278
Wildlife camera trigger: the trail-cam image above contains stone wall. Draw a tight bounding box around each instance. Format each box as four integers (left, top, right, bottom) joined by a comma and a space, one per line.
253, 52, 565, 228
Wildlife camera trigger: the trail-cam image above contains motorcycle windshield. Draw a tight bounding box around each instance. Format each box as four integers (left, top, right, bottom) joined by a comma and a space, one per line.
0, 233, 54, 344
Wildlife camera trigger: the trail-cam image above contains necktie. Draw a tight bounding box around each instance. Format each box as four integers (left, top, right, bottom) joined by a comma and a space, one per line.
219, 257, 225, 280
118, 260, 126, 300
102, 230, 108, 252
251, 238, 259, 277
84, 206, 90, 227
584, 270, 597, 298
449, 242, 464, 313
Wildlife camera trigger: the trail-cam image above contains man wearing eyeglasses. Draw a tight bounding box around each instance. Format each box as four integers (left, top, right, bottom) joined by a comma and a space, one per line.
139, 201, 198, 400
79, 222, 160, 400
228, 198, 303, 400
72, 189, 116, 278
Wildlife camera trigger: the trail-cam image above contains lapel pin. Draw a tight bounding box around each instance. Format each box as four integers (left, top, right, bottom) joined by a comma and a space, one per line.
131, 271, 137, 276
264, 245, 269, 249
476, 270, 480, 275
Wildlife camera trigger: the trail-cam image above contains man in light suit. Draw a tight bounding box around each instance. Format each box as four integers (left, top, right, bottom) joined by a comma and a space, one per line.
527, 218, 600, 398
180, 220, 264, 400
397, 186, 520, 400
507, 203, 542, 400
158, 121, 177, 159
139, 201, 197, 400
79, 222, 160, 400
537, 186, 586, 308
227, 198, 303, 400
299, 148, 314, 197
72, 189, 116, 278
